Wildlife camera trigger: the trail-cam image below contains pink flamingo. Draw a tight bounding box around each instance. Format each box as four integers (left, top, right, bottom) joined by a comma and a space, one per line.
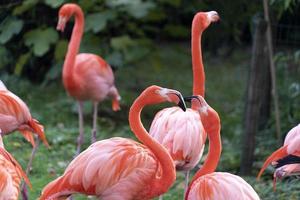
0, 80, 49, 199
257, 124, 300, 188
149, 11, 219, 192
57, 3, 121, 154
0, 133, 32, 200
184, 95, 260, 200
39, 85, 186, 200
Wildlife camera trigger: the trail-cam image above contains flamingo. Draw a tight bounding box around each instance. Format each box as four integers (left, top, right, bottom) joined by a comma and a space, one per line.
257, 124, 300, 188
0, 133, 32, 200
39, 85, 186, 200
56, 3, 121, 154
149, 11, 220, 193
0, 80, 49, 199
184, 95, 260, 200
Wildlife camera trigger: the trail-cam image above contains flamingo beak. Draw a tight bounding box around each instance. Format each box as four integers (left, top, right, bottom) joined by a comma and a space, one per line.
57, 17, 67, 32
176, 94, 186, 112
183, 95, 198, 103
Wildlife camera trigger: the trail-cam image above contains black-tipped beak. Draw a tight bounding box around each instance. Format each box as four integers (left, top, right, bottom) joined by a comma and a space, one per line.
184, 95, 199, 103
175, 94, 186, 112
274, 155, 300, 169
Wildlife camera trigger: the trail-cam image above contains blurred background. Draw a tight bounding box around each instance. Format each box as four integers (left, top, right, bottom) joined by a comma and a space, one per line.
0, 0, 300, 199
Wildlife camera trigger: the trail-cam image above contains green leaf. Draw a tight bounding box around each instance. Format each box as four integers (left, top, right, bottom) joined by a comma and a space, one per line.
44, 0, 65, 8
0, 45, 10, 69
111, 35, 135, 51
85, 11, 117, 33
126, 1, 155, 18
12, 0, 39, 15
54, 40, 68, 61
24, 28, 59, 57
106, 0, 155, 18
14, 53, 31, 75
0, 18, 24, 44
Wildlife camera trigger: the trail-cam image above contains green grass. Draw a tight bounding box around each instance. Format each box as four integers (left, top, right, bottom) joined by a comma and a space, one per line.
1, 43, 300, 199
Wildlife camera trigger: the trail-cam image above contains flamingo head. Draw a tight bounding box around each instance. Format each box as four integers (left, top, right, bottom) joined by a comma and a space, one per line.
140, 85, 186, 111
184, 95, 220, 129
57, 4, 75, 31
194, 11, 220, 30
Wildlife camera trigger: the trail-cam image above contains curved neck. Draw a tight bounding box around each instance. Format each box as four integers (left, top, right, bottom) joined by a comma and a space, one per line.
62, 6, 84, 90
185, 118, 221, 199
129, 98, 175, 194
192, 17, 205, 98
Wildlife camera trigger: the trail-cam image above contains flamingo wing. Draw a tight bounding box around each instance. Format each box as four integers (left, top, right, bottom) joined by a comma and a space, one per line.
40, 137, 159, 200
188, 172, 260, 200
73, 53, 117, 102
150, 107, 206, 170
0, 91, 48, 146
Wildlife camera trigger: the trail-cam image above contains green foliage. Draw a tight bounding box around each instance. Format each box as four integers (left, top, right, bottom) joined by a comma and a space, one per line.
24, 28, 59, 57
0, 17, 23, 44
85, 11, 117, 33
1, 0, 272, 82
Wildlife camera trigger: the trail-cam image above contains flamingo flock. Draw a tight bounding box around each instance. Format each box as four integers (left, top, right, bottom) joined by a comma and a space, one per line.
0, 2, 297, 200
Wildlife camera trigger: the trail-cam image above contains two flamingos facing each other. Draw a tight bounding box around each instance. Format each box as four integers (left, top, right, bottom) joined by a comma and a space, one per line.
184, 95, 260, 200
257, 124, 300, 189
39, 85, 186, 200
57, 3, 121, 154
149, 11, 220, 194
0, 132, 32, 200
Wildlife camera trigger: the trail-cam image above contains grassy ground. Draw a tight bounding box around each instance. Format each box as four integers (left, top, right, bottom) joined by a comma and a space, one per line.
1, 43, 300, 199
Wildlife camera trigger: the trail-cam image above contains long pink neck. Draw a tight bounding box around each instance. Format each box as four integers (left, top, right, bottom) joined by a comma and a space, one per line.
129, 98, 175, 196
62, 5, 84, 91
185, 113, 221, 199
192, 16, 205, 98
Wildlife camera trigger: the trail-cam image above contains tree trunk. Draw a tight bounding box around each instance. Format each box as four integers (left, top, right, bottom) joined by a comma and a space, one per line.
240, 17, 270, 175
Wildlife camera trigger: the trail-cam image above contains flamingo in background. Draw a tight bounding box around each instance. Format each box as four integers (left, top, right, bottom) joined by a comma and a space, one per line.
257, 124, 300, 189
0, 80, 49, 199
56, 3, 121, 154
39, 85, 186, 200
0, 133, 32, 200
149, 11, 219, 193
184, 95, 260, 200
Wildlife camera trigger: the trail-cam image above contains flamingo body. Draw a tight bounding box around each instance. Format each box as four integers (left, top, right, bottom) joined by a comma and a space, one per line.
0, 81, 48, 147
0, 136, 31, 200
150, 107, 206, 170
40, 137, 164, 200
187, 172, 260, 200
65, 53, 120, 106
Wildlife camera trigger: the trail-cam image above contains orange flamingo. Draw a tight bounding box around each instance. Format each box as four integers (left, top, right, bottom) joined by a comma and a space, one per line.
149, 11, 219, 192
0, 80, 49, 199
0, 133, 32, 200
257, 124, 300, 188
57, 3, 121, 154
184, 95, 260, 200
39, 85, 186, 200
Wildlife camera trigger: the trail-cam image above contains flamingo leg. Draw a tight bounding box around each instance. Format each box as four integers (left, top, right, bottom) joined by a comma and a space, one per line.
159, 195, 163, 200
184, 170, 190, 197
76, 101, 84, 155
21, 136, 40, 200
91, 102, 98, 143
